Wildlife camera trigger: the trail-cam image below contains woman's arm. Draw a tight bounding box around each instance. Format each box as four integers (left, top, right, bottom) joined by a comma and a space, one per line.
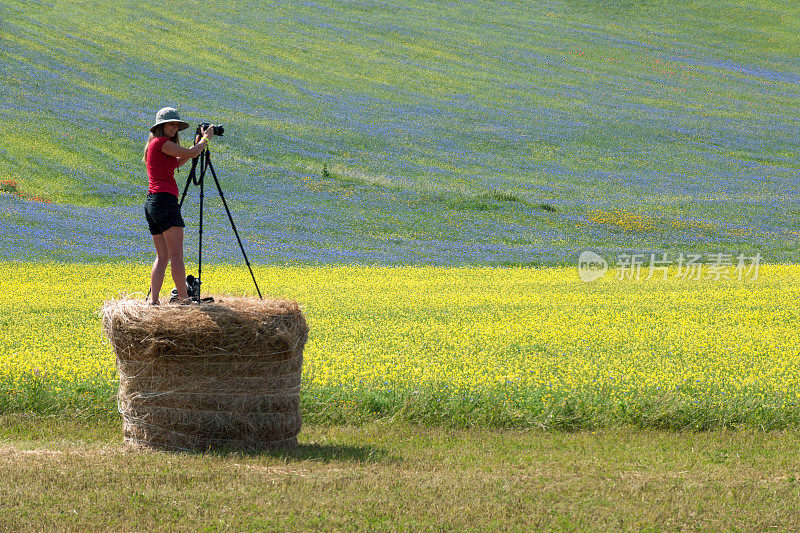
175, 149, 198, 168
163, 126, 214, 166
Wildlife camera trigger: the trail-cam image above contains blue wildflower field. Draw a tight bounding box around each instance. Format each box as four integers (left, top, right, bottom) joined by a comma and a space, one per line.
1, 0, 798, 265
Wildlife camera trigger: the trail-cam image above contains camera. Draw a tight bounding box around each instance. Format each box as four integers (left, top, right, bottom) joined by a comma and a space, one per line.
197, 122, 224, 136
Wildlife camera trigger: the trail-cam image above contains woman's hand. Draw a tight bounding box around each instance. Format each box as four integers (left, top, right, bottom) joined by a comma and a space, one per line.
194, 125, 214, 145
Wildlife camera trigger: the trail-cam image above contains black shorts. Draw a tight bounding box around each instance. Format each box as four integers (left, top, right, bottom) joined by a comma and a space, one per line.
144, 193, 185, 235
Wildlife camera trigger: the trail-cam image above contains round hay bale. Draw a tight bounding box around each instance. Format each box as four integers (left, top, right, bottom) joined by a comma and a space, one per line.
101, 296, 309, 452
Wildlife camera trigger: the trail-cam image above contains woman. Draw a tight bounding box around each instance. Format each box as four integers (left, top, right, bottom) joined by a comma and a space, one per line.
143, 107, 214, 305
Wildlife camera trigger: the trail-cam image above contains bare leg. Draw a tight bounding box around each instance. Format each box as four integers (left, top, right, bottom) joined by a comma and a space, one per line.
149, 234, 169, 304
162, 226, 188, 300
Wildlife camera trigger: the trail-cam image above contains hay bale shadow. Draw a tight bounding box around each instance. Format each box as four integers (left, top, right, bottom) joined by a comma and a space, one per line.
214, 442, 392, 463
134, 440, 392, 463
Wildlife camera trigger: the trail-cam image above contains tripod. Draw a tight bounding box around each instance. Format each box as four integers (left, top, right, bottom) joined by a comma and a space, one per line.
176, 142, 263, 302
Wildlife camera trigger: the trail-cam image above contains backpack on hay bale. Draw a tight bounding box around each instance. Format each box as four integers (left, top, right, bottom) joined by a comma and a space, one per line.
100, 296, 309, 453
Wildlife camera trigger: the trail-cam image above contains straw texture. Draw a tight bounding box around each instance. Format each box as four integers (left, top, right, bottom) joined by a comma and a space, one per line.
101, 296, 308, 452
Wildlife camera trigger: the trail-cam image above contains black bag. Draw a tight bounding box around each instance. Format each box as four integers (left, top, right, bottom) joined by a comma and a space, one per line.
169, 274, 215, 303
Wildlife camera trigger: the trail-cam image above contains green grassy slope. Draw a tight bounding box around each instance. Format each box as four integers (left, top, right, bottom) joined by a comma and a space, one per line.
1, 0, 799, 263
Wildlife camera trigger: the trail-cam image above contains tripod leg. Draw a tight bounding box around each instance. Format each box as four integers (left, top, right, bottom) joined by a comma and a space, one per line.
195, 151, 207, 302
205, 158, 263, 299
175, 144, 211, 302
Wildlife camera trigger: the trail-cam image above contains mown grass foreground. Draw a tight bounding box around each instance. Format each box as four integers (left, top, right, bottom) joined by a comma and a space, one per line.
2, 261, 800, 430
2, 415, 800, 531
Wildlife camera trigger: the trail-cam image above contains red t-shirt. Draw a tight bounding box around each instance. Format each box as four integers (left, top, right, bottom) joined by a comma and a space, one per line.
146, 137, 179, 197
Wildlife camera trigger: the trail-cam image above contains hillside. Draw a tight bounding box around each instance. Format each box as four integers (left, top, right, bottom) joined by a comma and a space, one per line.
1, 0, 799, 264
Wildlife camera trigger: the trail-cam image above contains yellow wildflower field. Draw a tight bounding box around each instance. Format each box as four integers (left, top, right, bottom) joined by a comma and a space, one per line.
2, 261, 799, 428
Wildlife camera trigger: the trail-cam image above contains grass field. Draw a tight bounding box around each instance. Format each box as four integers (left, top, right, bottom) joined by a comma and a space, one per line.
3, 415, 800, 531
2, 0, 799, 264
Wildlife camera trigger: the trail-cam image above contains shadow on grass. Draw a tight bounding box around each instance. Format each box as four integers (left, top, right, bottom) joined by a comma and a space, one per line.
179, 442, 393, 464
270, 442, 392, 463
